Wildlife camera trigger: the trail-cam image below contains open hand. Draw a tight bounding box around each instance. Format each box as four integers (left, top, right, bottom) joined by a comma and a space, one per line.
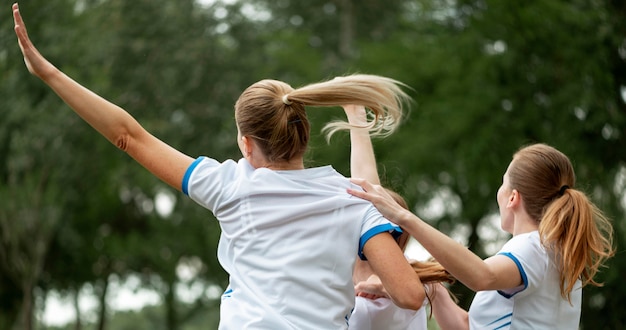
13, 3, 56, 79
347, 178, 410, 226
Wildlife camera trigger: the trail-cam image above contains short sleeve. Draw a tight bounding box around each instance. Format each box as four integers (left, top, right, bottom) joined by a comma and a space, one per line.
496, 232, 547, 298
182, 156, 210, 196
182, 157, 246, 211
358, 205, 402, 260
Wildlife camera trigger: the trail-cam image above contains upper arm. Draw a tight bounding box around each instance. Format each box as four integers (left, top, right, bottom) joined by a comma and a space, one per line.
124, 127, 195, 192
479, 254, 524, 291
363, 232, 425, 310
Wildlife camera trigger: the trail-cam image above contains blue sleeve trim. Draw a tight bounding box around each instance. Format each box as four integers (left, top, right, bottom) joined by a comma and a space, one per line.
358, 223, 402, 260
182, 157, 206, 196
497, 252, 528, 298
391, 227, 404, 240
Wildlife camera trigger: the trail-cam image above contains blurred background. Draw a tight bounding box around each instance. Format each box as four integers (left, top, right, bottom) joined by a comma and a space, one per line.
1, 0, 625, 329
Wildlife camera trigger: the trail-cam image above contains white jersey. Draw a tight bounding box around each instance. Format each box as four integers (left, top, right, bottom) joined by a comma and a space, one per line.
468, 231, 581, 330
349, 296, 428, 330
183, 157, 402, 330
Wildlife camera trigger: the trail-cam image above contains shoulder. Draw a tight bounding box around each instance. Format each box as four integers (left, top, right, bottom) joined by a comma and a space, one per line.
183, 157, 247, 196
497, 231, 550, 296
498, 231, 546, 271
191, 157, 249, 178
500, 231, 543, 255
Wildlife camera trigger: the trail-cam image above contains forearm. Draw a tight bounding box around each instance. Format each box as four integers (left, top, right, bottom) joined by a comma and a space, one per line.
364, 233, 425, 310
395, 210, 496, 291
349, 130, 379, 184
430, 283, 468, 330
346, 105, 380, 184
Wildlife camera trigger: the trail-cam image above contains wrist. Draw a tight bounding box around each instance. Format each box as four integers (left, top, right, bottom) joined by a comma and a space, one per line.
395, 208, 415, 227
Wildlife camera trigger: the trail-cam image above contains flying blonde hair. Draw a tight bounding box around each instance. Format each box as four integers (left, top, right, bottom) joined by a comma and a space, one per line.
235, 74, 411, 163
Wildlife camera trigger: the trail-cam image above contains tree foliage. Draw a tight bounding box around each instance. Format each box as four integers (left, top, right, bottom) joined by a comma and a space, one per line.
0, 0, 624, 329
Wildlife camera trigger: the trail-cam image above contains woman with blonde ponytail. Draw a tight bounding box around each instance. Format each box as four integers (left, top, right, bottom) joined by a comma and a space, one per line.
13, 4, 424, 329
348, 142, 614, 329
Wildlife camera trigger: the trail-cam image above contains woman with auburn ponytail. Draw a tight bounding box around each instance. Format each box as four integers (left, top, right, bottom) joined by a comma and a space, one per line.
348, 142, 614, 329
508, 144, 614, 303
12, 3, 425, 329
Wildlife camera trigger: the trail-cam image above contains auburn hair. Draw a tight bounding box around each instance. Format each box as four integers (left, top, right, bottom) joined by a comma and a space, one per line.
507, 143, 615, 302
385, 188, 457, 310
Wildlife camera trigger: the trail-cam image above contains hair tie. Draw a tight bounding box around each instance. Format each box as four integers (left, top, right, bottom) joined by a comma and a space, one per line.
558, 185, 570, 196
282, 94, 292, 105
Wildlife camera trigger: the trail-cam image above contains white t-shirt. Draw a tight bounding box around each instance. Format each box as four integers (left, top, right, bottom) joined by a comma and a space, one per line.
183, 157, 402, 330
468, 231, 582, 330
349, 296, 428, 330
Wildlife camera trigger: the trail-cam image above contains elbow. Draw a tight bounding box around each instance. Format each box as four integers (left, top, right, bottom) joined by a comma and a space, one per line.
392, 286, 425, 310
114, 125, 142, 153
454, 311, 470, 330
461, 312, 469, 327
113, 115, 144, 152
115, 133, 130, 151
401, 298, 424, 311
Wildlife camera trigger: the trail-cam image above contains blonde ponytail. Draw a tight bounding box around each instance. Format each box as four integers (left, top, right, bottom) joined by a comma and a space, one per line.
235, 74, 411, 163
287, 74, 411, 140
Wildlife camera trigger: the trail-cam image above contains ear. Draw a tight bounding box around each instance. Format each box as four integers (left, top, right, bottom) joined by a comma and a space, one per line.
508, 189, 521, 208
241, 135, 252, 157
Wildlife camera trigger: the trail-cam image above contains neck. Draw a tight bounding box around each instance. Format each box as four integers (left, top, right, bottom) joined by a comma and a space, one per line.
263, 164, 304, 171
256, 157, 304, 171
512, 214, 539, 236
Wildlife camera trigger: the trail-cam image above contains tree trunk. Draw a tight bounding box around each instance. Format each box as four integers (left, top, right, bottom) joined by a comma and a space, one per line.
96, 277, 109, 330
73, 287, 82, 330
18, 281, 33, 330
165, 278, 178, 330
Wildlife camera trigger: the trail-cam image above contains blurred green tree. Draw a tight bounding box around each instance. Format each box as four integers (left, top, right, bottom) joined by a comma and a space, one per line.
1, 0, 624, 329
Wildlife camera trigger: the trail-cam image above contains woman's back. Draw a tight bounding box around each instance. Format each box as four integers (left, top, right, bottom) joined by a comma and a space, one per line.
184, 157, 399, 329
350, 296, 427, 330
469, 231, 581, 329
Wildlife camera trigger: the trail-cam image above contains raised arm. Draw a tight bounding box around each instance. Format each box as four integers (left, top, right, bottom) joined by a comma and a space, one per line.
343, 104, 380, 185
344, 104, 383, 285
343, 105, 425, 308
13, 3, 194, 191
347, 180, 522, 292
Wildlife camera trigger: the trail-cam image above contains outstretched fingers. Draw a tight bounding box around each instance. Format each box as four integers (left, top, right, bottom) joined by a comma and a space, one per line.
12, 3, 54, 78
13, 3, 28, 46
13, 3, 33, 71
347, 178, 369, 198
348, 178, 408, 225
347, 178, 379, 201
